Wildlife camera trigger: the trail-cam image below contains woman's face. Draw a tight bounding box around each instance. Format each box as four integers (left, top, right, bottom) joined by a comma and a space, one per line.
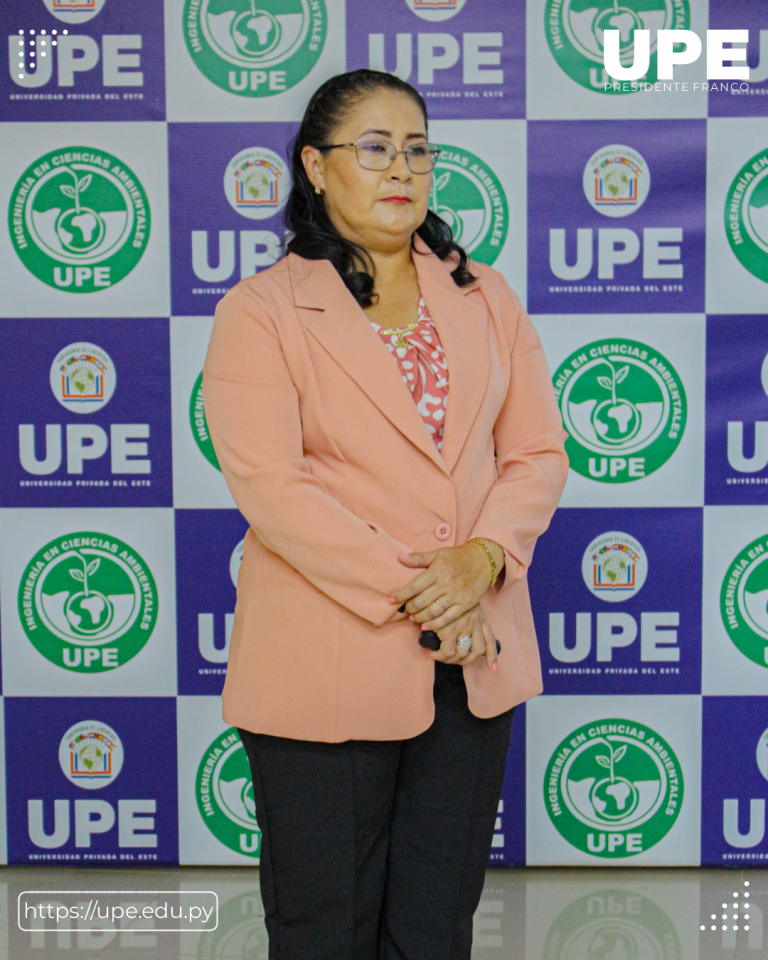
302, 89, 433, 255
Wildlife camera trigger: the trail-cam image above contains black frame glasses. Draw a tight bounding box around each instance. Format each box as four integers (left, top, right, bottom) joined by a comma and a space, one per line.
317, 136, 441, 174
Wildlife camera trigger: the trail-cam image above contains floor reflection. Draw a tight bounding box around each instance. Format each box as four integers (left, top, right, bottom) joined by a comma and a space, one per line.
0, 865, 764, 958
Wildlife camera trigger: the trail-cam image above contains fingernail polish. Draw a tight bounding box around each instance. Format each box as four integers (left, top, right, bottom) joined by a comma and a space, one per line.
491, 662, 498, 672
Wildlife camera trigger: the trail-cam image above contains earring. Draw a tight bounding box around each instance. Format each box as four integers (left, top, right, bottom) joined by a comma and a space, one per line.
315, 186, 323, 195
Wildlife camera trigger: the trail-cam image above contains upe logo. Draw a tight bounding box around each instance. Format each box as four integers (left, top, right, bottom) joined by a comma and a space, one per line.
183, 0, 328, 98
583, 145, 650, 218
9, 147, 150, 292
230, 539, 244, 587
18, 532, 159, 672
545, 719, 683, 858
224, 147, 291, 219
553, 339, 687, 484
404, 0, 467, 23
720, 533, 768, 669
49, 342, 117, 414
43, 0, 107, 24
545, 0, 691, 93
59, 720, 124, 789
582, 532, 648, 602
190, 372, 221, 471
431, 145, 508, 265
543, 889, 681, 960
196, 728, 261, 857
725, 147, 768, 284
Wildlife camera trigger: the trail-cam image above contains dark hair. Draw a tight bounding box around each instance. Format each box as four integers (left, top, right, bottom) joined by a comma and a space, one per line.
284, 69, 476, 307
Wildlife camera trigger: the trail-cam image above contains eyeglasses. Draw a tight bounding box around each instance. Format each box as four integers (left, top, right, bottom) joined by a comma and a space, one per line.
318, 135, 441, 174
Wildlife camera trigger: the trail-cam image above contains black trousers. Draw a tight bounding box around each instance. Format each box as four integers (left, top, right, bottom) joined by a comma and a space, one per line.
238, 661, 515, 960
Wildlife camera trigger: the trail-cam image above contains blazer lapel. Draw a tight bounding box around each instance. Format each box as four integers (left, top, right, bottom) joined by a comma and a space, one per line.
290, 241, 491, 477
412, 241, 491, 474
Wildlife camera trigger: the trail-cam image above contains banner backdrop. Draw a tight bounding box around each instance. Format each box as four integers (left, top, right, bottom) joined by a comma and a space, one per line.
1, 0, 767, 869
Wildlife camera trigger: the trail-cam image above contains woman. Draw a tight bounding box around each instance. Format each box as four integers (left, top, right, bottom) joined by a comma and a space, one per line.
203, 69, 568, 960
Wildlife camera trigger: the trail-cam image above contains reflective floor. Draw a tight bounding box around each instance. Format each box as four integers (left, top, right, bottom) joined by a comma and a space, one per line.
0, 864, 763, 959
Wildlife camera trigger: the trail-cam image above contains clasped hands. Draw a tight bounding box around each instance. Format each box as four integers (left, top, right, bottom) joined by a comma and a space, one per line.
388, 540, 505, 672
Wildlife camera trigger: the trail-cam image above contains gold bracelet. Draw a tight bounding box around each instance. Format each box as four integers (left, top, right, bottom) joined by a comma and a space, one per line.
468, 537, 498, 588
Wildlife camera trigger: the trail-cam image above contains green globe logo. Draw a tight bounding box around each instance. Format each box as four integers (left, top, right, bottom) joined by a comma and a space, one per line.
545, 719, 683, 859
543, 889, 681, 960
545, 0, 691, 94
18, 532, 158, 673
190, 372, 221, 471
431, 145, 508, 265
183, 0, 328, 98
9, 147, 150, 292
196, 728, 261, 858
725, 148, 768, 283
721, 533, 768, 669
552, 339, 687, 484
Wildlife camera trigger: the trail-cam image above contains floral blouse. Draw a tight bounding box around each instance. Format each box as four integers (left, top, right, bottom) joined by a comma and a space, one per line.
369, 294, 449, 453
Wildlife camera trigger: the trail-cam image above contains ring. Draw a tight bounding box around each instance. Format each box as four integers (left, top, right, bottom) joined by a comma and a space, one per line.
435, 599, 445, 610
457, 635, 472, 651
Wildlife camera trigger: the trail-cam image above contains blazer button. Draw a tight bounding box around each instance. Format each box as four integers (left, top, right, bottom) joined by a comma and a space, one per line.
435, 522, 452, 541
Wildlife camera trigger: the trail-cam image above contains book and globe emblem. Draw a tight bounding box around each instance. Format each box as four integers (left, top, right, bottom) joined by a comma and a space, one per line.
44, 0, 107, 25
58, 720, 124, 789
405, 0, 467, 22
18, 532, 158, 673
545, 719, 683, 858
582, 531, 648, 602
9, 147, 150, 293
224, 147, 291, 219
544, 0, 691, 93
583, 144, 650, 218
430, 145, 509, 266
552, 339, 687, 484
725, 148, 768, 283
49, 341, 117, 414
196, 728, 261, 857
720, 534, 768, 668
542, 889, 681, 960
183, 0, 328, 98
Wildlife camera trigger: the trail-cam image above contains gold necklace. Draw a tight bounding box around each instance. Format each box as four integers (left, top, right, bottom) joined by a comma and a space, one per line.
379, 321, 418, 348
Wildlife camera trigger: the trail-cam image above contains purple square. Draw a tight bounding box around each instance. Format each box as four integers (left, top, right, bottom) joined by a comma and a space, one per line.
346, 0, 524, 120
709, 0, 768, 118
169, 122, 297, 317
1, 0, 165, 121
529, 508, 703, 695
706, 316, 768, 505
175, 509, 248, 696
527, 120, 706, 314
702, 697, 768, 866
5, 696, 178, 865
0, 318, 172, 507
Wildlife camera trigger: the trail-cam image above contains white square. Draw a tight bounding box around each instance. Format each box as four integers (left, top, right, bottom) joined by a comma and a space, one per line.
526, 0, 709, 120
533, 314, 706, 507
171, 316, 237, 509
706, 118, 768, 314
525, 875, 701, 960
177, 697, 261, 866
0, 122, 170, 318
0, 509, 177, 696
702, 506, 768, 696
430, 119, 527, 306
164, 0, 347, 122
526, 694, 702, 866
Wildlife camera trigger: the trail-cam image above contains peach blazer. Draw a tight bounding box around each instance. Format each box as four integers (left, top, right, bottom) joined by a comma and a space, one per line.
203, 236, 568, 743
